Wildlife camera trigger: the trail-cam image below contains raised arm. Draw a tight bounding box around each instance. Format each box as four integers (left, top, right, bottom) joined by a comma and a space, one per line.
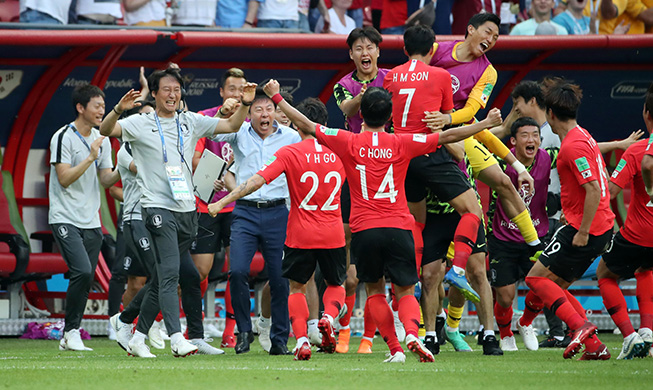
598, 130, 644, 154
100, 89, 142, 138
438, 108, 502, 145
263, 79, 317, 136
338, 84, 367, 119
212, 82, 258, 135
208, 174, 266, 217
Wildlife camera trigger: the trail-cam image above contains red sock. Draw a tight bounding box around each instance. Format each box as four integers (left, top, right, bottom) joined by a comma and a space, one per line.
367, 294, 402, 355
452, 213, 480, 269
494, 301, 514, 339
525, 276, 585, 330
398, 294, 421, 338
223, 280, 236, 337
322, 285, 346, 320
363, 298, 377, 338
411, 221, 425, 273
598, 278, 635, 336
179, 298, 185, 318
339, 294, 356, 327
155, 312, 163, 322
288, 292, 309, 340
519, 290, 543, 327
200, 278, 209, 298
390, 285, 398, 312
563, 290, 587, 320
635, 270, 653, 330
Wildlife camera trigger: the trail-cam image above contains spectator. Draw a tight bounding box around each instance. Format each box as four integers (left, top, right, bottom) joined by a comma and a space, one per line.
347, 0, 364, 27
315, 0, 356, 34
510, 0, 568, 34
257, 0, 300, 29
172, 0, 217, 27
214, 0, 262, 28
452, 0, 502, 35
75, 0, 122, 25
20, 0, 72, 24
122, 0, 166, 26
534, 19, 560, 33
552, 0, 591, 34
379, 0, 407, 34
597, 0, 653, 34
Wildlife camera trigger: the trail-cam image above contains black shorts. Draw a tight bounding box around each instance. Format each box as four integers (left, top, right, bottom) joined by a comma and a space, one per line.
123, 219, 154, 277
487, 235, 535, 287
405, 157, 471, 203
282, 246, 347, 285
422, 212, 487, 266
190, 212, 232, 254
351, 228, 418, 286
602, 231, 653, 279
539, 225, 612, 283
341, 180, 351, 224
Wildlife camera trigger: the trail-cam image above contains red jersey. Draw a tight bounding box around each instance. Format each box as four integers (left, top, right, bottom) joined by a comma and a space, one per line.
557, 126, 614, 235
383, 59, 453, 134
646, 133, 653, 156
610, 139, 653, 247
257, 138, 345, 249
315, 125, 440, 232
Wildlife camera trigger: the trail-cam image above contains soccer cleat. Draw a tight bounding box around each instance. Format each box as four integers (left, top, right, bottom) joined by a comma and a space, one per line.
517, 322, 539, 351
336, 328, 351, 353
256, 317, 272, 352
637, 328, 653, 358
445, 329, 472, 352
435, 316, 447, 346
220, 334, 236, 348
128, 337, 156, 358
444, 269, 480, 303
393, 311, 406, 343
308, 326, 322, 347
318, 316, 337, 354
579, 343, 611, 361
357, 338, 373, 354
59, 329, 93, 351
539, 335, 570, 348
148, 320, 166, 350
204, 323, 224, 339
190, 339, 225, 355
383, 351, 406, 363
564, 321, 598, 359
294, 341, 312, 361
482, 335, 504, 356
500, 335, 518, 352
171, 337, 198, 357
424, 335, 440, 355
406, 334, 435, 362
617, 332, 646, 360
110, 313, 133, 353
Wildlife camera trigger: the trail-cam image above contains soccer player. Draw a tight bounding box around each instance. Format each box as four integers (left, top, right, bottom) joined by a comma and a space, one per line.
521, 78, 613, 360
487, 117, 558, 352
49, 84, 119, 351
597, 83, 653, 360
270, 81, 502, 362
208, 96, 346, 361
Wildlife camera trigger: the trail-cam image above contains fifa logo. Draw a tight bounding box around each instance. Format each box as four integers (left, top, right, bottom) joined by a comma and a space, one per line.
58, 225, 68, 239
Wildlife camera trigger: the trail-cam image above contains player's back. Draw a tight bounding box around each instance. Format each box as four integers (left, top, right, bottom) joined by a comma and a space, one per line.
384, 59, 453, 134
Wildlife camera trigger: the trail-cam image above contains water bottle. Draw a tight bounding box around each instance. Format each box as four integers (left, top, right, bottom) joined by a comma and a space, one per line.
48, 327, 61, 340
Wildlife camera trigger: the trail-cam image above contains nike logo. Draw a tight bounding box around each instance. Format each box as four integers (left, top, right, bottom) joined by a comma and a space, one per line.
152, 129, 158, 132
483, 156, 491, 161
598, 349, 609, 356
476, 243, 485, 249
571, 335, 581, 345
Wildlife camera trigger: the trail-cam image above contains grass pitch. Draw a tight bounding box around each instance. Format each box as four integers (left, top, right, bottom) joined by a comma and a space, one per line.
1, 334, 651, 390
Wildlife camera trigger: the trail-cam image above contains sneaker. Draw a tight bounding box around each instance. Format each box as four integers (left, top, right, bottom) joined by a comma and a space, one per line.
482, 335, 504, 355
617, 332, 646, 360
336, 328, 350, 353
220, 334, 236, 348
190, 339, 225, 355
393, 311, 406, 343
294, 341, 311, 361
204, 323, 223, 339
318, 316, 337, 353
435, 316, 447, 346
107, 323, 117, 341
517, 322, 539, 351
445, 329, 472, 352
59, 329, 93, 351
406, 334, 435, 362
148, 320, 166, 350
579, 343, 611, 361
563, 321, 598, 359
539, 335, 569, 348
444, 268, 480, 303
637, 328, 653, 358
110, 313, 133, 353
500, 335, 518, 351
308, 326, 322, 347
171, 337, 198, 357
383, 351, 406, 363
256, 317, 272, 352
128, 337, 156, 358
424, 335, 440, 355
357, 338, 373, 354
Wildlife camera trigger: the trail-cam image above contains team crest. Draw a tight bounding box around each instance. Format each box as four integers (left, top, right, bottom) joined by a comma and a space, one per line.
139, 237, 150, 250
222, 143, 233, 161
57, 225, 68, 238
123, 256, 132, 271
152, 215, 163, 228
180, 123, 191, 137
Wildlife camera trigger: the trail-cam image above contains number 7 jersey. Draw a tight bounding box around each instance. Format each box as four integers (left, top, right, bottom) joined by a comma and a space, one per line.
315, 125, 441, 233
257, 138, 346, 249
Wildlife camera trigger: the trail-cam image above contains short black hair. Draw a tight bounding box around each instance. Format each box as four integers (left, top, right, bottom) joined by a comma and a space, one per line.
361, 87, 392, 128
511, 80, 545, 109
147, 68, 184, 94
510, 116, 540, 138
541, 77, 583, 121
404, 24, 435, 57
251, 87, 274, 108
646, 82, 653, 115
347, 26, 383, 49
296, 98, 328, 126
72, 84, 105, 116
465, 12, 501, 38
220, 67, 246, 88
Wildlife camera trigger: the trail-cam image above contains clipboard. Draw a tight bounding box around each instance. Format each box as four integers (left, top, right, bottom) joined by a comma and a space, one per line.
193, 148, 228, 203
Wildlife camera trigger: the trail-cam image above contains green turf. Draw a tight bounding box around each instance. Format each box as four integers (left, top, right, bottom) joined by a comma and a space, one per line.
1, 334, 651, 390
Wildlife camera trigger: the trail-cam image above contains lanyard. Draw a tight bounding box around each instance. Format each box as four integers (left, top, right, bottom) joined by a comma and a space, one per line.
68, 123, 98, 168
565, 10, 589, 35
154, 112, 184, 165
